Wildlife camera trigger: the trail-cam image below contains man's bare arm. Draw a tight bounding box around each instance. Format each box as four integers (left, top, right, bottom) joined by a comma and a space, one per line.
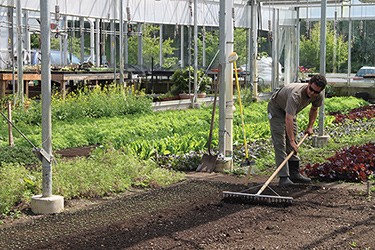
285, 113, 298, 153
305, 106, 319, 135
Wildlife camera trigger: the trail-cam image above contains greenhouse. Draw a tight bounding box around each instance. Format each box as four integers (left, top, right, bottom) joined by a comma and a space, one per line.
1, 0, 375, 92
0, 2, 375, 248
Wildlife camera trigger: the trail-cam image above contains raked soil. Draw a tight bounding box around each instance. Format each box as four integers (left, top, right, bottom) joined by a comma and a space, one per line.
0, 146, 374, 250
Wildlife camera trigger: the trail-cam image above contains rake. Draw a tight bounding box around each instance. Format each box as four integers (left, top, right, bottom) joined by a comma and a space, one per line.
223, 133, 309, 204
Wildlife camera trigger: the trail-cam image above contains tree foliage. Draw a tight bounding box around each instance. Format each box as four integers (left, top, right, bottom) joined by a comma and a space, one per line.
299, 22, 348, 73
128, 24, 178, 68
197, 29, 219, 68
196, 27, 261, 69
350, 20, 375, 72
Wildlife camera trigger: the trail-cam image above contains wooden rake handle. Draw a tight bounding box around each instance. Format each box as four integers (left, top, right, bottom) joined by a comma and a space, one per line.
256, 133, 309, 195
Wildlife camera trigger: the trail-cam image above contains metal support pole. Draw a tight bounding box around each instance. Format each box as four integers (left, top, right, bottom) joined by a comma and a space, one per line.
24, 10, 30, 65
101, 20, 105, 66
250, 0, 256, 93
31, 0, 64, 215
119, 0, 124, 86
16, 0, 23, 103
218, 0, 227, 156
159, 24, 163, 67
319, 0, 327, 137
8, 7, 16, 104
193, 0, 198, 103
188, 25, 192, 97
202, 26, 206, 68
180, 25, 184, 68
224, 0, 234, 162
87, 19, 95, 64
271, 8, 277, 91
40, 0, 52, 197
347, 5, 352, 86
125, 21, 128, 65
96, 19, 100, 67
333, 13, 337, 73
137, 23, 143, 65
296, 7, 300, 83
80, 17, 84, 63
63, 15, 68, 65
110, 20, 115, 68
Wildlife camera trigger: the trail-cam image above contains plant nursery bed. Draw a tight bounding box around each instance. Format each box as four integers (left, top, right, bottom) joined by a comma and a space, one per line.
0, 147, 374, 249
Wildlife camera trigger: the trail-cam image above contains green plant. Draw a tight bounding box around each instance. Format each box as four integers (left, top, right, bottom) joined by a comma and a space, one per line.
0, 146, 185, 216
325, 96, 369, 114
158, 92, 174, 100
170, 66, 212, 95
0, 163, 40, 216
349, 241, 357, 247
11, 85, 153, 125
0, 146, 39, 167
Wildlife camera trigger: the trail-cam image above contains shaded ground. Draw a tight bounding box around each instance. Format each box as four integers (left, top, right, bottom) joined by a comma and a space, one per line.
0, 146, 374, 250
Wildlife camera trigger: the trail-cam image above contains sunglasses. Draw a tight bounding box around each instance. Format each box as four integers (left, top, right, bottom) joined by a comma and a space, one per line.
309, 84, 321, 94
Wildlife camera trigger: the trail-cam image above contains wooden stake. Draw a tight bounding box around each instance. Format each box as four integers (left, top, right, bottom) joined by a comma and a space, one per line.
7, 101, 14, 147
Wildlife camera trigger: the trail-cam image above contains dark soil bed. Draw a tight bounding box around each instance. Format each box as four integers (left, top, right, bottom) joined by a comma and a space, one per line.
0, 147, 374, 249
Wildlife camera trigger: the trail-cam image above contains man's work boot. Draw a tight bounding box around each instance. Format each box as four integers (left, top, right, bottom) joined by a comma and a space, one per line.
279, 177, 294, 186
289, 161, 311, 184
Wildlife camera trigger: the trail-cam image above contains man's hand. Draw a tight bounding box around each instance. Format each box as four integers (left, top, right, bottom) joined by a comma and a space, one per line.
290, 140, 298, 154
304, 127, 314, 136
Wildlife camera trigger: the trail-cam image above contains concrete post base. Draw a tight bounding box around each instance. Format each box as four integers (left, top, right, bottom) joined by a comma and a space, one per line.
31, 195, 64, 215
312, 135, 331, 148
214, 157, 233, 172
192, 102, 202, 109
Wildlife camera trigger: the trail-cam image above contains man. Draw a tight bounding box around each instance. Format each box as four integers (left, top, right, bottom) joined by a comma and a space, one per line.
267, 74, 327, 185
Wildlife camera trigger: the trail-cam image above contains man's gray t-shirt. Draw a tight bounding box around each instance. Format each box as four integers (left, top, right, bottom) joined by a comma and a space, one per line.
270, 83, 323, 116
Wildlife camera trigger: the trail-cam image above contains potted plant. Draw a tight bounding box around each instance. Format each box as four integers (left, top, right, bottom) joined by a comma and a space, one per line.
170, 66, 211, 98
158, 92, 175, 101
298, 65, 312, 83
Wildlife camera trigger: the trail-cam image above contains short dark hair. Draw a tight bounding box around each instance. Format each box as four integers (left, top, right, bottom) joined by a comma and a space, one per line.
310, 74, 327, 89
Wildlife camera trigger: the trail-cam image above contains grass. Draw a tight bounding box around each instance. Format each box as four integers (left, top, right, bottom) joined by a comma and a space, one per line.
0, 145, 185, 218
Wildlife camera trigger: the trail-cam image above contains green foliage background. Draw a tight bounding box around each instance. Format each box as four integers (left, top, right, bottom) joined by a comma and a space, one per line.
300, 22, 349, 73
127, 24, 178, 68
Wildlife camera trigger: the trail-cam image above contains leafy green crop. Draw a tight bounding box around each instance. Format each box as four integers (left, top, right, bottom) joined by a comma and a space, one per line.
0, 96, 369, 162
0, 146, 38, 167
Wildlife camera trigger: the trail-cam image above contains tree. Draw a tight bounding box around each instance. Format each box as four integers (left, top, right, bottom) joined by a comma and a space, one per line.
197, 28, 219, 68
299, 22, 348, 73
127, 24, 178, 68
350, 20, 375, 72
196, 27, 260, 69
233, 28, 250, 66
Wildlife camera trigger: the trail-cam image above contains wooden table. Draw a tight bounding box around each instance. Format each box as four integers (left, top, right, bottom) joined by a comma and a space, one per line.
0, 72, 41, 98
0, 71, 127, 98
51, 71, 125, 97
